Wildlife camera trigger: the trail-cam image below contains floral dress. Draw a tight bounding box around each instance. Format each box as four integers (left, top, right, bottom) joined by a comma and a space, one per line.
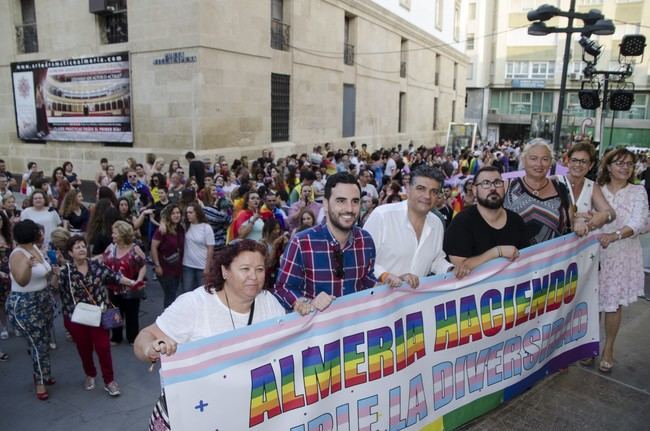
598, 184, 649, 312
0, 244, 11, 308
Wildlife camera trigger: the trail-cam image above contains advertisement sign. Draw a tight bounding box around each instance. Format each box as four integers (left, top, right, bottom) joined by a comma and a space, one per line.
10, 52, 132, 143
161, 234, 599, 430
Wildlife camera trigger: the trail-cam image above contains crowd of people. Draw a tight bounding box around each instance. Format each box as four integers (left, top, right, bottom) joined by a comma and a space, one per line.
0, 139, 648, 429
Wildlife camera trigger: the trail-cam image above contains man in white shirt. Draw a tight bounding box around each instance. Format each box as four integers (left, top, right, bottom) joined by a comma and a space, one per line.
364, 165, 452, 288
358, 168, 378, 199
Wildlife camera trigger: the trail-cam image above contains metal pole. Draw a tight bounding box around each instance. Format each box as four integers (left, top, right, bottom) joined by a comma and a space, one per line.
553, 0, 576, 154
598, 74, 610, 158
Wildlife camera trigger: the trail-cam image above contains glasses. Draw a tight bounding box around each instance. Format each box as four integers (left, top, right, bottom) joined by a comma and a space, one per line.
569, 157, 591, 166
612, 160, 634, 168
128, 175, 136, 179
333, 248, 344, 278
476, 179, 505, 189
177, 171, 185, 175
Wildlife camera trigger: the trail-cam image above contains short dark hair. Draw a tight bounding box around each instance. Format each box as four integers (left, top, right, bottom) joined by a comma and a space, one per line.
474, 165, 501, 183
324, 172, 361, 200
65, 235, 87, 255
100, 158, 108, 164
185, 151, 195, 160
410, 165, 445, 186
598, 147, 636, 186
13, 220, 41, 244
300, 169, 316, 182
568, 142, 596, 162
204, 239, 267, 293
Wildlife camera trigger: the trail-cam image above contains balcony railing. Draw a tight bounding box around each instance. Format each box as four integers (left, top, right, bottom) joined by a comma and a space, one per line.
16, 23, 38, 54
271, 19, 290, 51
344, 43, 355, 65
101, 11, 128, 44
400, 61, 407, 78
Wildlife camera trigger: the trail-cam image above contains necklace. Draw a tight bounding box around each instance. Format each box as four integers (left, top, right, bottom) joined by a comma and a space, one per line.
222, 288, 255, 330
223, 289, 237, 330
522, 176, 549, 197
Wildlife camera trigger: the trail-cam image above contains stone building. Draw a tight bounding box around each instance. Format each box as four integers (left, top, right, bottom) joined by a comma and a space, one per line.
0, 0, 468, 179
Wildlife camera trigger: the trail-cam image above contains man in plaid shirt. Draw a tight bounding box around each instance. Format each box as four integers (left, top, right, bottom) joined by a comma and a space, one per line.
274, 173, 378, 315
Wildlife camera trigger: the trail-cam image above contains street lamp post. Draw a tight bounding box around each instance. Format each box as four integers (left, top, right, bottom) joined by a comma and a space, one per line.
526, 1, 615, 153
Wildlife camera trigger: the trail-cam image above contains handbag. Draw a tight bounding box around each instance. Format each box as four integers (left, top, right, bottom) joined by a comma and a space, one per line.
71, 302, 102, 327
101, 305, 123, 329
161, 230, 182, 264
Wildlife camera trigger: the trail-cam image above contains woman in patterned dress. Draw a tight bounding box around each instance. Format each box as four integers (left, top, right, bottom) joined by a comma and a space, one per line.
504, 138, 573, 244
595, 148, 649, 373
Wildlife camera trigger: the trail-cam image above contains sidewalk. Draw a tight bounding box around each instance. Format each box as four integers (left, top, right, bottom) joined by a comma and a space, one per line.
1, 274, 649, 430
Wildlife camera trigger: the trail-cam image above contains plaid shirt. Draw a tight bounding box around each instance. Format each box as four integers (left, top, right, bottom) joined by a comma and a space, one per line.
273, 223, 378, 310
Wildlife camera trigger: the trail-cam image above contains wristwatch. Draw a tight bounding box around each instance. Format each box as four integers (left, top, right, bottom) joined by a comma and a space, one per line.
615, 230, 622, 241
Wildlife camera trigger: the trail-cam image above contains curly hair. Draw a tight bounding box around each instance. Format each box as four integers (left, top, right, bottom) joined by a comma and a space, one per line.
203, 239, 267, 293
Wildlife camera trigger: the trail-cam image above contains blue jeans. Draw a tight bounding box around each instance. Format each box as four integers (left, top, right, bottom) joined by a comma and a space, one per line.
182, 266, 204, 293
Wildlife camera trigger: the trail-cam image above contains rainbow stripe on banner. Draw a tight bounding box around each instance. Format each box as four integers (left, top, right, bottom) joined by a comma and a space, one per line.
161, 234, 600, 430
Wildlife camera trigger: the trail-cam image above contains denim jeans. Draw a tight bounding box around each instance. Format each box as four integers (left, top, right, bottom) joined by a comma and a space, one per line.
159, 276, 181, 308
182, 266, 204, 293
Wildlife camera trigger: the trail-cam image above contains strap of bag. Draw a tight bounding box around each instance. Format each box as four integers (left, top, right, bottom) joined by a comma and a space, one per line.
67, 263, 98, 306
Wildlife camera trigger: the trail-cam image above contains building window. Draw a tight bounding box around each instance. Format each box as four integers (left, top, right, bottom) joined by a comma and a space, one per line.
271, 73, 290, 142
466, 63, 474, 80
344, 15, 355, 65
433, 97, 438, 130
435, 54, 440, 85
399, 0, 411, 10
466, 34, 475, 50
271, 0, 289, 51
453, 63, 458, 90
451, 100, 456, 122
510, 91, 532, 115
569, 60, 585, 74
400, 38, 408, 78
454, 1, 461, 42
398, 92, 406, 133
468, 3, 476, 20
98, 0, 128, 44
435, 0, 443, 30
342, 84, 356, 137
16, 0, 38, 53
506, 61, 555, 79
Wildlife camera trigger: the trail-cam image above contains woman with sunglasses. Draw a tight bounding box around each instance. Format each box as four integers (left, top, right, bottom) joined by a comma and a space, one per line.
134, 239, 285, 431
594, 148, 649, 374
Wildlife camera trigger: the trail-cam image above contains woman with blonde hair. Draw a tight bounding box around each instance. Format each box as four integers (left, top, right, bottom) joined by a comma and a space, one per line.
102, 221, 146, 345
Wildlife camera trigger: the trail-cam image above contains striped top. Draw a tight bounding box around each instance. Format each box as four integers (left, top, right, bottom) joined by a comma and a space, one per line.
504, 177, 570, 245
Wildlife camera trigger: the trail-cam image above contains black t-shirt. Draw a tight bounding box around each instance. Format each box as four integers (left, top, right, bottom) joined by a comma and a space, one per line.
188, 160, 206, 189
444, 205, 529, 258
153, 200, 171, 224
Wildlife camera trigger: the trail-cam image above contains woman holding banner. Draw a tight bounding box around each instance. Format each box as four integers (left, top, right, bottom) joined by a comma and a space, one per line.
134, 239, 286, 430
595, 148, 649, 373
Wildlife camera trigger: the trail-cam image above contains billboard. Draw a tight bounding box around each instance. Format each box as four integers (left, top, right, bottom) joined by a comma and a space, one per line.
10, 52, 132, 143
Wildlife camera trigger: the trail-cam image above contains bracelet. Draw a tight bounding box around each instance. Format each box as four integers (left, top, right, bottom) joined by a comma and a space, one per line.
497, 246, 502, 257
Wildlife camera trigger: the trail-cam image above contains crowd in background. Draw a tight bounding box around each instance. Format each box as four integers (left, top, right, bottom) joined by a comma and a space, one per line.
0, 137, 648, 404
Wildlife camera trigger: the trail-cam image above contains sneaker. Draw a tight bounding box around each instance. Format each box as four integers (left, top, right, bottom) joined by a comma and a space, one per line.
0, 329, 8, 340
104, 381, 121, 397
84, 376, 95, 391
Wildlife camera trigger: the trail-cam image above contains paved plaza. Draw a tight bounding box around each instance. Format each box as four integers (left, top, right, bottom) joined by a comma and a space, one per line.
1, 271, 649, 430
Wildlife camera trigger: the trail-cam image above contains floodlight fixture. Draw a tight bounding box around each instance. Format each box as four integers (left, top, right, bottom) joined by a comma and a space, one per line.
619, 34, 646, 57
578, 82, 601, 110
609, 89, 634, 111
579, 36, 602, 57
527, 4, 561, 22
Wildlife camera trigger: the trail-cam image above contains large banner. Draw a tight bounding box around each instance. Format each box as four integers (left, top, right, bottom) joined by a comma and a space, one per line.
161, 234, 599, 430
10, 52, 132, 143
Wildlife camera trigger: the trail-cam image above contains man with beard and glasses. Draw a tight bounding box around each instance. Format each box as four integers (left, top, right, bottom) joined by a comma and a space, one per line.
274, 173, 377, 315
364, 166, 452, 289
443, 166, 528, 279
